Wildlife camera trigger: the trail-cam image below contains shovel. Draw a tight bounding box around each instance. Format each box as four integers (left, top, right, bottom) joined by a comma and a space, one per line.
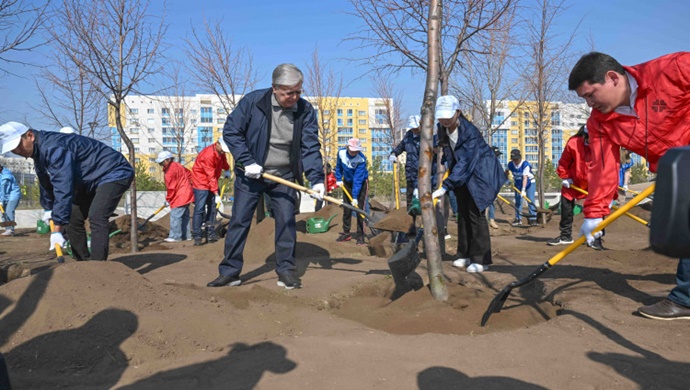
49, 220, 65, 264
137, 204, 167, 231
0, 204, 16, 228
496, 194, 534, 219
511, 185, 552, 215
481, 184, 655, 326
570, 185, 649, 227
388, 228, 425, 294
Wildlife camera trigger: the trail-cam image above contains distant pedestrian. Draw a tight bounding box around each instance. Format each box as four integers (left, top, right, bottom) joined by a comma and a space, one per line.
191, 139, 230, 246
505, 149, 537, 226
390, 114, 421, 207
156, 151, 194, 242
618, 148, 634, 203
0, 165, 21, 236
335, 138, 369, 246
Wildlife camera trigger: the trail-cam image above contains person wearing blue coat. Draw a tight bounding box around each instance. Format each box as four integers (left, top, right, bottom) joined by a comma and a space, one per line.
0, 122, 134, 261
0, 165, 22, 236
390, 115, 421, 206
335, 138, 369, 245
432, 96, 507, 273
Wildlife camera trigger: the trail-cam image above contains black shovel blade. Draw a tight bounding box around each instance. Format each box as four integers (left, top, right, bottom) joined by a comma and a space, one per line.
481, 284, 515, 326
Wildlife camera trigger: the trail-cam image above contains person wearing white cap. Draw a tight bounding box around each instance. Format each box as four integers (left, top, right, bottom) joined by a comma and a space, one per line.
432, 96, 507, 273
390, 114, 421, 207
59, 126, 76, 134
190, 138, 230, 246
335, 137, 369, 245
0, 121, 134, 261
156, 151, 194, 242
208, 63, 325, 290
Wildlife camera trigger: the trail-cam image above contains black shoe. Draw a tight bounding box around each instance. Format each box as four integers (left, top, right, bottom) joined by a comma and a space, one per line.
548, 236, 574, 246
511, 219, 522, 226
356, 236, 366, 246
194, 239, 203, 246
207, 274, 241, 287
336, 233, 351, 242
277, 272, 301, 290
208, 236, 219, 243
638, 298, 690, 320
587, 237, 605, 250
528, 220, 539, 226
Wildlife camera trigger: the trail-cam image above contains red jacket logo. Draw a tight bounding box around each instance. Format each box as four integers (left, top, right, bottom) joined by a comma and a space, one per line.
652, 99, 667, 112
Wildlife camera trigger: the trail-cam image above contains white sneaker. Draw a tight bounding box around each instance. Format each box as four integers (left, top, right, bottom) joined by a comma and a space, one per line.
467, 263, 489, 273
453, 258, 470, 268
164, 237, 181, 243
444, 234, 452, 240
1, 230, 14, 236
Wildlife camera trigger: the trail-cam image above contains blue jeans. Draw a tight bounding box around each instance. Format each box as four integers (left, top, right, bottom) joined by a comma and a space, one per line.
192, 189, 217, 240
169, 205, 191, 240
487, 203, 495, 220
218, 174, 297, 277
2, 197, 19, 232
669, 258, 690, 307
448, 190, 458, 215
514, 182, 537, 222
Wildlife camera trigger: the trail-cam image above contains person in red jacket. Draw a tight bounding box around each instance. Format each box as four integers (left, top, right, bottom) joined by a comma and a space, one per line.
548, 126, 594, 247
569, 51, 690, 320
156, 151, 194, 242
191, 139, 230, 246
314, 163, 336, 211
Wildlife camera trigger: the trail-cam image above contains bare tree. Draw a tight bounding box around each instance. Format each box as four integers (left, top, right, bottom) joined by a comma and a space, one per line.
519, 0, 578, 215
184, 18, 260, 115
369, 70, 404, 205
49, 0, 167, 253
34, 51, 106, 139
418, 0, 448, 301
0, 0, 49, 73
303, 47, 344, 171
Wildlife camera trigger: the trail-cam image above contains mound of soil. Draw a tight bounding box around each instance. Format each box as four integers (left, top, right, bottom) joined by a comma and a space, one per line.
109, 215, 170, 253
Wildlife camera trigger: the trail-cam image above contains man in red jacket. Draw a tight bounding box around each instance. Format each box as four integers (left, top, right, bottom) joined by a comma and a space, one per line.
548, 126, 592, 247
569, 51, 690, 320
157, 151, 194, 242
191, 139, 230, 246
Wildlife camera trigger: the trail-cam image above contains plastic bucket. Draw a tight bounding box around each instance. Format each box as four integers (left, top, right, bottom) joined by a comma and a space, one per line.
36, 220, 50, 234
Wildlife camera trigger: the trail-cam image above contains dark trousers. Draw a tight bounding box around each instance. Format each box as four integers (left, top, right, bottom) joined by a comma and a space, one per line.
192, 188, 217, 240
455, 185, 492, 265
68, 178, 132, 261
559, 196, 575, 240
670, 258, 690, 307
219, 175, 297, 277
405, 179, 415, 207
342, 181, 367, 237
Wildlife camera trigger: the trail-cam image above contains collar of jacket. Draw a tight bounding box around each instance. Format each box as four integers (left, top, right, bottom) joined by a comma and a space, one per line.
256, 88, 307, 118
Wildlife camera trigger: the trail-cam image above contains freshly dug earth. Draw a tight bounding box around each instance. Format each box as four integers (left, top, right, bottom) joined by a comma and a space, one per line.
1, 189, 689, 389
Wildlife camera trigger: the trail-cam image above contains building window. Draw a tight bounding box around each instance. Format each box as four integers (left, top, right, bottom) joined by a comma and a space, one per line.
323, 110, 331, 115
147, 108, 155, 114
358, 110, 366, 116
347, 118, 353, 126
148, 138, 155, 143
134, 147, 140, 153
360, 128, 367, 134
131, 108, 139, 114
511, 130, 518, 135
337, 118, 343, 126
162, 108, 170, 116
511, 138, 518, 143
359, 119, 366, 125
148, 147, 155, 153
347, 109, 353, 116
337, 109, 343, 116
131, 138, 139, 144
130, 127, 139, 134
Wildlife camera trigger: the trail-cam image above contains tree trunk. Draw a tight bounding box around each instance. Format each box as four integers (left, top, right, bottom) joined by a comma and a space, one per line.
420, 0, 448, 302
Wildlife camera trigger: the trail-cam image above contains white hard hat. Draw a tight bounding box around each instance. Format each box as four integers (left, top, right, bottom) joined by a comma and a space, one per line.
155, 150, 173, 163
59, 126, 76, 134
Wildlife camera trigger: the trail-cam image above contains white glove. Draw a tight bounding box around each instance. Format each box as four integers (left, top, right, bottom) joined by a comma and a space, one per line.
562, 179, 573, 188
310, 183, 325, 201
336, 181, 343, 188
49, 232, 65, 251
352, 199, 359, 207
521, 190, 526, 198
579, 217, 603, 245
42, 210, 52, 224
389, 154, 397, 162
244, 163, 263, 179
215, 195, 222, 207
164, 201, 170, 207
412, 188, 418, 198
432, 187, 447, 199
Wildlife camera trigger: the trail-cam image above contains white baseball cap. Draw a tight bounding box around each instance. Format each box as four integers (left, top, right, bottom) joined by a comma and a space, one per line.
59, 126, 76, 134
155, 150, 173, 163
0, 122, 29, 155
218, 138, 230, 153
406, 115, 421, 130
435, 95, 460, 119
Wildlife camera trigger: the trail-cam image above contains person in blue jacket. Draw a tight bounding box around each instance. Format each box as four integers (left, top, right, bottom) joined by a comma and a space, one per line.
208, 64, 325, 290
618, 148, 634, 203
505, 149, 537, 226
431, 96, 507, 273
335, 138, 369, 246
390, 114, 421, 207
0, 121, 134, 261
0, 165, 21, 236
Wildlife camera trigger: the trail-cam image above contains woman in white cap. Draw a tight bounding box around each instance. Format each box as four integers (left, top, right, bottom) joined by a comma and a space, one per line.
432, 96, 507, 273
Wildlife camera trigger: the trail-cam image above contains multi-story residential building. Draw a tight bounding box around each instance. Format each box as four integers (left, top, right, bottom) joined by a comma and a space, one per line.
110, 94, 395, 181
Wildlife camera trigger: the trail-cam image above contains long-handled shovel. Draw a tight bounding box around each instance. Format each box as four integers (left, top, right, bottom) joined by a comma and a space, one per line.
137, 204, 167, 231
481, 183, 655, 327
341, 185, 376, 238
260, 171, 372, 220
511, 185, 552, 214
496, 194, 534, 219
0, 204, 16, 228
570, 185, 649, 227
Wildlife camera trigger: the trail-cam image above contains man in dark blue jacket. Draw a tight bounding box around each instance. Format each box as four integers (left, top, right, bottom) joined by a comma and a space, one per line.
207, 63, 325, 290
390, 114, 421, 207
0, 121, 134, 261
431, 96, 507, 273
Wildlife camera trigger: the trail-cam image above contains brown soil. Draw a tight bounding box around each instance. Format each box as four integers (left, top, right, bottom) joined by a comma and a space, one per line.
1, 192, 689, 389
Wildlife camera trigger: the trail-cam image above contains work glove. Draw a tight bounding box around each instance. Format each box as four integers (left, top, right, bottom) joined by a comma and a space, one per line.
215, 195, 222, 208
42, 210, 52, 225
432, 187, 447, 199
336, 181, 343, 188
389, 154, 397, 162
164, 201, 170, 207
310, 183, 325, 201
562, 179, 573, 188
49, 232, 66, 251
244, 163, 263, 179
352, 199, 359, 208
520, 190, 526, 199
412, 188, 418, 198
579, 217, 603, 246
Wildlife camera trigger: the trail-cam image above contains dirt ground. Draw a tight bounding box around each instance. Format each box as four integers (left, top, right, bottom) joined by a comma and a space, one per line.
1, 184, 689, 389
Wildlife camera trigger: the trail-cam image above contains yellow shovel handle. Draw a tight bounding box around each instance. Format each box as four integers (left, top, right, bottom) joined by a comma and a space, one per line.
570, 185, 649, 227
